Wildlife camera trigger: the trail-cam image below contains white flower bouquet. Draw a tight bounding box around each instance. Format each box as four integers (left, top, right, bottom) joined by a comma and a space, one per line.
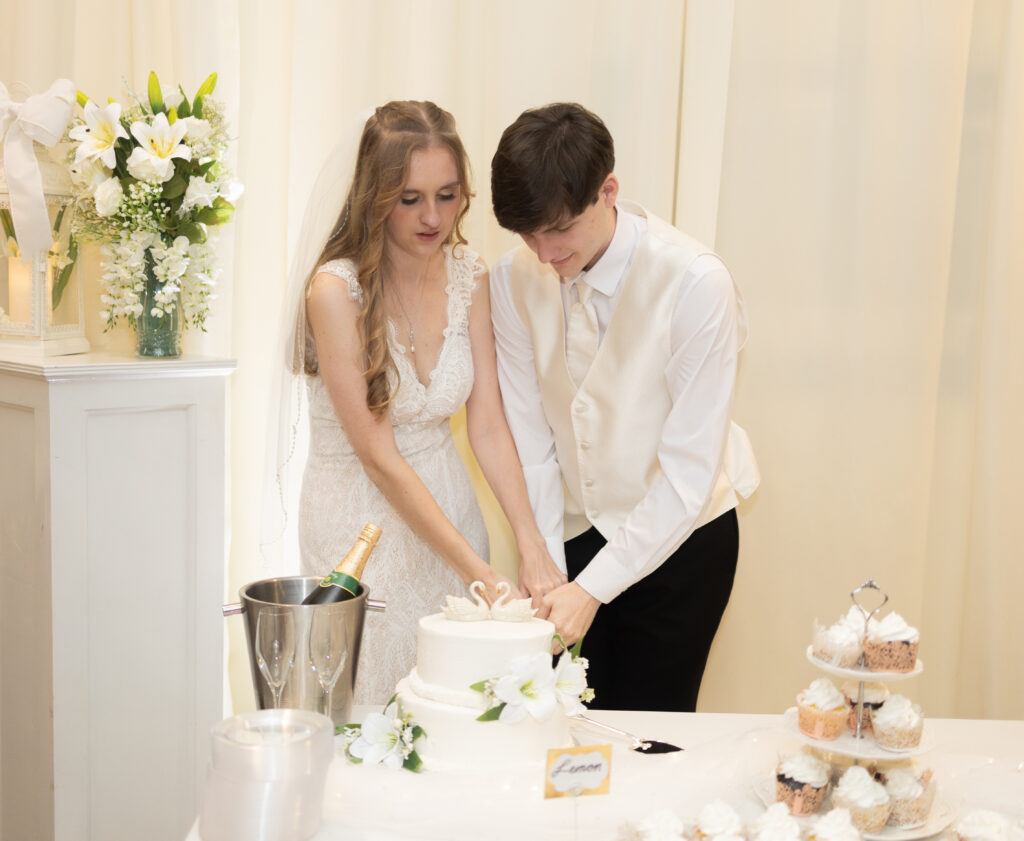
472, 637, 594, 723
60, 71, 240, 339
340, 696, 426, 772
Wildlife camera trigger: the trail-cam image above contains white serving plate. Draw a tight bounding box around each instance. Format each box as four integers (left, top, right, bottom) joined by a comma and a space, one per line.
783, 707, 934, 760
753, 778, 956, 840
806, 645, 924, 681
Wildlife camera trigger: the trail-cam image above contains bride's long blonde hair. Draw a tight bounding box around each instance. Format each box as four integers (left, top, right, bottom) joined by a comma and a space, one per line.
307, 101, 473, 416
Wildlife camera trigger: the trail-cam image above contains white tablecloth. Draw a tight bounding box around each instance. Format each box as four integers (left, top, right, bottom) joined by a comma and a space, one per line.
187, 710, 1024, 841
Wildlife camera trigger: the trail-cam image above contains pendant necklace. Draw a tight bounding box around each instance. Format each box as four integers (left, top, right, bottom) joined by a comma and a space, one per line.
393, 282, 420, 353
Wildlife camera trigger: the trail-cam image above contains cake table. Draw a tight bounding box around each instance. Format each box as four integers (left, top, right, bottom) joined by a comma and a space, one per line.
184, 710, 1024, 841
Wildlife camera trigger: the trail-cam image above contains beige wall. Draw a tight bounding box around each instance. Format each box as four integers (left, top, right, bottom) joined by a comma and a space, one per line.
3, 0, 1021, 720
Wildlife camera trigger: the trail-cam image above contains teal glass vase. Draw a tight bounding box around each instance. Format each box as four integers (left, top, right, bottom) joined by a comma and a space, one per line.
135, 248, 182, 358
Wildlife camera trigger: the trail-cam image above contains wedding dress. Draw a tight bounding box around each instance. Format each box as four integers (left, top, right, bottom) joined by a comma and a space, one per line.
298, 245, 488, 704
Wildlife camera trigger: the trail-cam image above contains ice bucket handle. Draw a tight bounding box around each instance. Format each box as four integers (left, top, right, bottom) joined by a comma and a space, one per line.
222, 598, 386, 616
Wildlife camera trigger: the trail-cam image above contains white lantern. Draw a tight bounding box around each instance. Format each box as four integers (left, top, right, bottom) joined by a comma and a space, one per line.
0, 149, 89, 355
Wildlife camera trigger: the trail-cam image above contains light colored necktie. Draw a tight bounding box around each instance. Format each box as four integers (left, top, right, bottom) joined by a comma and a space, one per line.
566, 280, 599, 387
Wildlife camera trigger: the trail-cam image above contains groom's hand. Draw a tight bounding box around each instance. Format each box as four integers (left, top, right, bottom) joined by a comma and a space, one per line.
542, 582, 600, 647
517, 543, 567, 619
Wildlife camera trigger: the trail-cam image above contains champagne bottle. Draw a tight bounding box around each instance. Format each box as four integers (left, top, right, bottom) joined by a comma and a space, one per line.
301, 523, 381, 605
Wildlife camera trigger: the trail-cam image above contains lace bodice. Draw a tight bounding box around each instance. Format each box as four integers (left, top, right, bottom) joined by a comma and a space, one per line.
306, 246, 483, 446
298, 245, 489, 705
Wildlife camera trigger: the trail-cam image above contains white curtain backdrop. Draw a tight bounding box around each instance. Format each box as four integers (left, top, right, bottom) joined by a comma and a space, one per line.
3, 0, 1020, 720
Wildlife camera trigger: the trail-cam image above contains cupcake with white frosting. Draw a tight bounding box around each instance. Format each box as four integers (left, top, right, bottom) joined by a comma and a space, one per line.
797, 678, 849, 741
812, 607, 866, 668
808, 808, 861, 841
775, 752, 830, 816
693, 800, 744, 841
863, 612, 920, 672
840, 680, 889, 734
832, 765, 891, 833
753, 803, 802, 841
872, 694, 924, 750
956, 809, 1012, 841
882, 766, 935, 828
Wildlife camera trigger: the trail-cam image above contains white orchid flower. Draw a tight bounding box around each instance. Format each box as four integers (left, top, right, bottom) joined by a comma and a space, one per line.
93, 178, 124, 217
126, 112, 191, 182
347, 712, 404, 768
69, 100, 129, 169
494, 653, 557, 723
552, 652, 589, 715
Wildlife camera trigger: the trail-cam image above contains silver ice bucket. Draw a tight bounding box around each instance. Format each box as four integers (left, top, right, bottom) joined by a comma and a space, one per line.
223, 575, 385, 728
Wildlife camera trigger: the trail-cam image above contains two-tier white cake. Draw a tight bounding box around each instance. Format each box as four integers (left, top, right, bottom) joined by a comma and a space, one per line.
394, 612, 573, 768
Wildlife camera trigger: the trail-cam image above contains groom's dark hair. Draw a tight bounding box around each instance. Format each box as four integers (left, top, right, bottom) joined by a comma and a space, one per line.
491, 103, 615, 234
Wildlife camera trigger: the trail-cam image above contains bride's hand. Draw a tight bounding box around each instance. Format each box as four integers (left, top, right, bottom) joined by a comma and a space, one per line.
477, 570, 523, 606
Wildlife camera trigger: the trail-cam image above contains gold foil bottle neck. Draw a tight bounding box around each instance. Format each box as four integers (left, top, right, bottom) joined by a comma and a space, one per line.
335, 522, 381, 580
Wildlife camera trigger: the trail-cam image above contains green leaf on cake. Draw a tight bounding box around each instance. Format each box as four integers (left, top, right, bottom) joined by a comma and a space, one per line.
402, 751, 423, 772
475, 705, 504, 722
469, 680, 489, 693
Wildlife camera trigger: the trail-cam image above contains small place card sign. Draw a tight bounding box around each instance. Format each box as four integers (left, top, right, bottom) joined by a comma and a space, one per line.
544, 743, 612, 798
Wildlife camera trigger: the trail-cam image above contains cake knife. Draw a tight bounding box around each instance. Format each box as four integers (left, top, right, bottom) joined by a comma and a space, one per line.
570, 714, 683, 753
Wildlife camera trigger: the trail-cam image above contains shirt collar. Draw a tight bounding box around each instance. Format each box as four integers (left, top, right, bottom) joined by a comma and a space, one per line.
578, 205, 641, 297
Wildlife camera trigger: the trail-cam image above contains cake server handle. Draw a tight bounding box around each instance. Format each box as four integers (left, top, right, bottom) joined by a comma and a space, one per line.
570, 714, 683, 753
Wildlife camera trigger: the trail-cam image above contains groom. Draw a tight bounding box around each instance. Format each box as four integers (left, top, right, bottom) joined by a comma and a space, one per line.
488, 103, 759, 712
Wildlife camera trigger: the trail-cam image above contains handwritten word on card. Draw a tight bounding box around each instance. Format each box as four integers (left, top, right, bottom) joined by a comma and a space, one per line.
544, 744, 612, 798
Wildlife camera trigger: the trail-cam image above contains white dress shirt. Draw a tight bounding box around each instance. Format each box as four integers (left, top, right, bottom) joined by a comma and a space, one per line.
491, 205, 751, 603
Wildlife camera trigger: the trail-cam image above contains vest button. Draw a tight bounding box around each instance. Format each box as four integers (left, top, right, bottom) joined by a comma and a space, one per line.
579, 440, 591, 450
583, 479, 594, 488
588, 509, 599, 519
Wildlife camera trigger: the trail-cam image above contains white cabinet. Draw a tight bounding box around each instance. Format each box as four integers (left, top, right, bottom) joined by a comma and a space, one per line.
0, 347, 234, 841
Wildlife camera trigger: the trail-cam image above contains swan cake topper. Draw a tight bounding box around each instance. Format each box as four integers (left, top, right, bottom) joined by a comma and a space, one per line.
441, 581, 537, 622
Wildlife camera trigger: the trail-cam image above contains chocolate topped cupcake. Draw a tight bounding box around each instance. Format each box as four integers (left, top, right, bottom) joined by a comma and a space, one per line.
775, 753, 830, 816
840, 680, 889, 734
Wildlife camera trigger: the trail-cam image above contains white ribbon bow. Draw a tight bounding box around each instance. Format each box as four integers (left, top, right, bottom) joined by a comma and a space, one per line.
0, 78, 76, 261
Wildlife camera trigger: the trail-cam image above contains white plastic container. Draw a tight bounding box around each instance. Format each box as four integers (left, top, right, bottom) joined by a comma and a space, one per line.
198, 709, 334, 841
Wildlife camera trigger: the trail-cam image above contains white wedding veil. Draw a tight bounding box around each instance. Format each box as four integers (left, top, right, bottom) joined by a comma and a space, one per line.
259, 109, 374, 570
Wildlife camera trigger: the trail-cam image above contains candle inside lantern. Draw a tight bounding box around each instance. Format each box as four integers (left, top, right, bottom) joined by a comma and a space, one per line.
5, 256, 33, 324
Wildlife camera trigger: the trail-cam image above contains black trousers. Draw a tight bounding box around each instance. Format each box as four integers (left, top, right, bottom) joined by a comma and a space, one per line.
565, 509, 739, 712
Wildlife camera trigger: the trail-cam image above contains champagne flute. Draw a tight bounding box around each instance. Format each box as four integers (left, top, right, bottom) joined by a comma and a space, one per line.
255, 608, 296, 709
308, 609, 348, 718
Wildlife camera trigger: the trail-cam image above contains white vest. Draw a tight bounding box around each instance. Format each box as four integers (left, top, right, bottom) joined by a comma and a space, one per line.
506, 205, 756, 541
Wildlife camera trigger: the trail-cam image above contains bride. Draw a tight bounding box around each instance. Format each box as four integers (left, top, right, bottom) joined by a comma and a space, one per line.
290, 101, 565, 703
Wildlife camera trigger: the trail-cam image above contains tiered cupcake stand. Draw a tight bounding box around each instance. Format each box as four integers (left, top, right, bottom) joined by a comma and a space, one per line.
775, 581, 954, 839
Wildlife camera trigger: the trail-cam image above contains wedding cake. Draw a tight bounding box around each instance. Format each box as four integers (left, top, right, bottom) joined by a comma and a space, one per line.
394, 610, 573, 768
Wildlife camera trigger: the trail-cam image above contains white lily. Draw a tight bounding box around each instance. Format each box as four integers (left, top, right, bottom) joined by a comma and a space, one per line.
346, 712, 404, 768
69, 157, 112, 190
493, 652, 557, 723
552, 652, 589, 715
69, 100, 129, 169
126, 112, 191, 182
